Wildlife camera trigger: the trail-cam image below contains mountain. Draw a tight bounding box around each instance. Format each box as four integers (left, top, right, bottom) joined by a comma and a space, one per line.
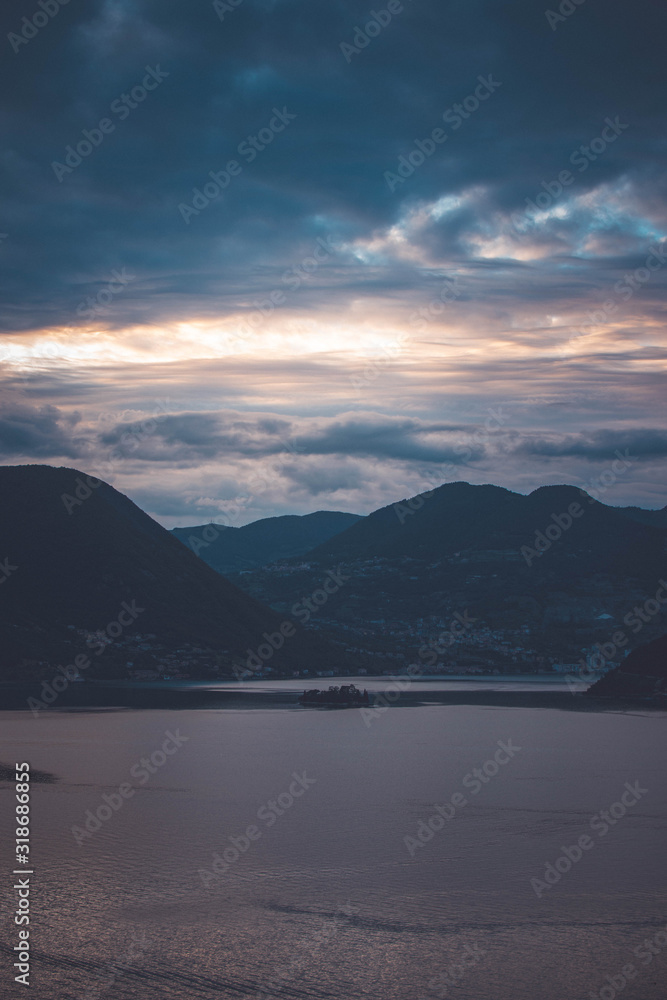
0, 465, 336, 681
310, 482, 665, 567
618, 504, 667, 529
172, 511, 362, 574
586, 633, 667, 698
228, 481, 667, 673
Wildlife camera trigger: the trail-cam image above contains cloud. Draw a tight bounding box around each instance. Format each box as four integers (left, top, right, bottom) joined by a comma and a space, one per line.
279, 457, 366, 496
0, 0, 666, 335
98, 409, 481, 464
4, 395, 667, 477
0, 402, 84, 458
1, 0, 666, 517
516, 429, 667, 461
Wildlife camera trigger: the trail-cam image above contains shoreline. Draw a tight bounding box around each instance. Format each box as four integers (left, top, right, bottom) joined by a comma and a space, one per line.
0, 681, 664, 713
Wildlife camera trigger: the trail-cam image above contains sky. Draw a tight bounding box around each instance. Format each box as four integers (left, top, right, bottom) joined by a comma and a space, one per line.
1, 0, 666, 526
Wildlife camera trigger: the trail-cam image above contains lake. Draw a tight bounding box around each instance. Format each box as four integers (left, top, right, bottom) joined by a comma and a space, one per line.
1, 681, 665, 999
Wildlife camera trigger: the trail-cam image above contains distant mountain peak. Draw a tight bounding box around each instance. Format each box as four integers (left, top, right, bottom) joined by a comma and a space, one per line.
172, 509, 362, 574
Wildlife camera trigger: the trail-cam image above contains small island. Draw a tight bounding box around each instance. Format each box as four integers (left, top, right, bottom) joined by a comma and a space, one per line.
299, 684, 370, 707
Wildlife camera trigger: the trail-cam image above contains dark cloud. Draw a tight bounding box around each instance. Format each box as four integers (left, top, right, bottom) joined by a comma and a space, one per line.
1, 1, 665, 517
0, 402, 83, 458
7, 400, 667, 478
1, 0, 666, 331
517, 429, 667, 461
279, 459, 366, 497
99, 410, 480, 463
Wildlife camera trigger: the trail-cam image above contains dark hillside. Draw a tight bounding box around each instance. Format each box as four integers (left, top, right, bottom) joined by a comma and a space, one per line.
0, 465, 335, 679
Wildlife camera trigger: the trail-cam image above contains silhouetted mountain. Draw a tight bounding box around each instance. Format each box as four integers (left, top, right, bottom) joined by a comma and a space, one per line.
229, 482, 667, 673
618, 504, 667, 529
587, 633, 667, 698
172, 511, 361, 574
310, 482, 665, 569
0, 465, 335, 680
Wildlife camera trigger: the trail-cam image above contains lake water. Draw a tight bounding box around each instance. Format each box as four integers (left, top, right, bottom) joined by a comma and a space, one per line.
1, 684, 665, 999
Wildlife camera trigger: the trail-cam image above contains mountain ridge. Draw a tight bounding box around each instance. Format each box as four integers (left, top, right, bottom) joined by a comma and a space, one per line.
227, 480, 667, 675
172, 510, 362, 574
0, 465, 336, 680
308, 481, 666, 565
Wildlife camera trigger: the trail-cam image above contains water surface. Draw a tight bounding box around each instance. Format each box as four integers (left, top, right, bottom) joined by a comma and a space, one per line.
1, 695, 665, 999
